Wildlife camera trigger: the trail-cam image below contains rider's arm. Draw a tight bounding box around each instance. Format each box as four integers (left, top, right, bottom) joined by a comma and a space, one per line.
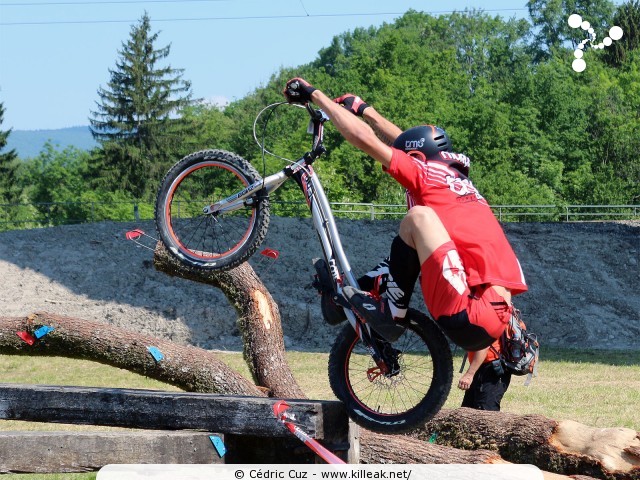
310, 90, 394, 169
457, 347, 489, 390
361, 107, 403, 147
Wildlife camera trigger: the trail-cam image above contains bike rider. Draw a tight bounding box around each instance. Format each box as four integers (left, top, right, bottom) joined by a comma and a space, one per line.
283, 78, 528, 351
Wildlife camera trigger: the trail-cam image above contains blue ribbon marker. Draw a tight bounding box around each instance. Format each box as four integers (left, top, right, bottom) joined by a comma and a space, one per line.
34, 326, 54, 339
209, 435, 226, 458
146, 346, 164, 363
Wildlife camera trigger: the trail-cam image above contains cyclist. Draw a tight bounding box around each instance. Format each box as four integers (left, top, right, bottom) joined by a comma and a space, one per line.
283, 78, 528, 350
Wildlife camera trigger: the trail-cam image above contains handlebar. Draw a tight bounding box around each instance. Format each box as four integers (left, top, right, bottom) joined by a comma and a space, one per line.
305, 103, 328, 122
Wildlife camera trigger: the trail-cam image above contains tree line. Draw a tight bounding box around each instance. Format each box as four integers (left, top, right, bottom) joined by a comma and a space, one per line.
0, 1, 639, 229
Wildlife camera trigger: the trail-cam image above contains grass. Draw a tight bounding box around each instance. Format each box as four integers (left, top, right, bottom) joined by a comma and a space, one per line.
1, 347, 639, 478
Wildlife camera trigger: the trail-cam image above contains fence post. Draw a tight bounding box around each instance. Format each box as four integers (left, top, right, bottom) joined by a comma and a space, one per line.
134, 204, 140, 221
370, 204, 375, 221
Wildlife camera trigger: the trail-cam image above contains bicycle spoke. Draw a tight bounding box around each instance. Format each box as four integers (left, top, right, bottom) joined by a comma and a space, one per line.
346, 328, 437, 415
162, 159, 260, 263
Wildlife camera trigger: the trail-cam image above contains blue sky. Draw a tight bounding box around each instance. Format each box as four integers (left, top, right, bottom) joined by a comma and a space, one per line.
0, 0, 598, 130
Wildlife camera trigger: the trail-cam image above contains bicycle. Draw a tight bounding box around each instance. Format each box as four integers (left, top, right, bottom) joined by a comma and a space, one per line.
154, 102, 453, 433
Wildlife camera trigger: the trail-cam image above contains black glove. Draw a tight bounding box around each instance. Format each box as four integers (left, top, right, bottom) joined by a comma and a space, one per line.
283, 78, 317, 104
334, 93, 370, 116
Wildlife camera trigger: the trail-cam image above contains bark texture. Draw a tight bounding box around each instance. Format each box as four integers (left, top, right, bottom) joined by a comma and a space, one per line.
416, 408, 640, 480
359, 430, 600, 480
0, 312, 262, 396
153, 242, 305, 399
359, 429, 503, 464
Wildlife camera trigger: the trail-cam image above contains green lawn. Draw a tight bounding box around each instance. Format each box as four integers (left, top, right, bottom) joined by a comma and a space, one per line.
1, 347, 639, 479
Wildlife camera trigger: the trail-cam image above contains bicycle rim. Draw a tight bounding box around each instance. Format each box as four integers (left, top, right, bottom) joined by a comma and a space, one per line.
344, 328, 436, 416
163, 160, 258, 264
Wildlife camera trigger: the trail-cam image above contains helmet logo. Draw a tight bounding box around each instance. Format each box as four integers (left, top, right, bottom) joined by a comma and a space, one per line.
405, 137, 425, 150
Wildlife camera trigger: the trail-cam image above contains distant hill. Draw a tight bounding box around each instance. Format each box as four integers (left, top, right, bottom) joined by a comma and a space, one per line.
7, 126, 98, 159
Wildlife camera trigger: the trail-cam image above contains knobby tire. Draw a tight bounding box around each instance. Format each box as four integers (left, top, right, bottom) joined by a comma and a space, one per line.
155, 149, 270, 271
328, 309, 453, 433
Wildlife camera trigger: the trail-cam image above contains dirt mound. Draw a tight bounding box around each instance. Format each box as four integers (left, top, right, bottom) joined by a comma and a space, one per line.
0, 218, 638, 351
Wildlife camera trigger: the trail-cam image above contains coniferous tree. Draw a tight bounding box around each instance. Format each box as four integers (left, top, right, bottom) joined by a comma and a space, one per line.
0, 101, 20, 204
90, 12, 193, 198
602, 0, 640, 66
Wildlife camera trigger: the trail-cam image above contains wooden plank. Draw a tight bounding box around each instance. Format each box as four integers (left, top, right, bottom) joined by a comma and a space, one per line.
0, 431, 225, 473
0, 383, 345, 439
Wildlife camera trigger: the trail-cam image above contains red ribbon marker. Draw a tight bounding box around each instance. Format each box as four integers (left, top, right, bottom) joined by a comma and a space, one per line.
125, 229, 157, 251
273, 400, 346, 464
125, 229, 145, 241
260, 248, 280, 260
16, 331, 36, 346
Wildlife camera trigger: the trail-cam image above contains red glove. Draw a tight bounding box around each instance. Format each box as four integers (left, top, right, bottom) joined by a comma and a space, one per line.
334, 93, 370, 116
283, 78, 317, 104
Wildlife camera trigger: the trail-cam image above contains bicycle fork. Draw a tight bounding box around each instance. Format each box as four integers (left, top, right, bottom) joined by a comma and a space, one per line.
301, 170, 400, 378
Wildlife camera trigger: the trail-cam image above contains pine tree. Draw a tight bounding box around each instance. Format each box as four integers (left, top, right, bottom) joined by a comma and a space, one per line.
0, 101, 20, 204
90, 12, 193, 198
602, 0, 640, 66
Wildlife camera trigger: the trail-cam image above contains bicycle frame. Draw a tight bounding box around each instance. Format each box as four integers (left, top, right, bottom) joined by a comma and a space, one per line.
206, 104, 378, 347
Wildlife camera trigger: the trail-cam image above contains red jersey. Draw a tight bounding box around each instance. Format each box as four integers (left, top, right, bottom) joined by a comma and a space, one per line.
386, 148, 528, 295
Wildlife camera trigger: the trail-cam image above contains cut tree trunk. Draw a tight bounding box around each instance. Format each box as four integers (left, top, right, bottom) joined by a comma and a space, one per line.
359, 429, 503, 464
416, 408, 640, 480
153, 242, 305, 399
359, 430, 600, 480
0, 312, 262, 396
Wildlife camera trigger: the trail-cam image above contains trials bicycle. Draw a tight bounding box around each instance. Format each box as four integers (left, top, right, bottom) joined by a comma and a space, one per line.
154, 103, 453, 433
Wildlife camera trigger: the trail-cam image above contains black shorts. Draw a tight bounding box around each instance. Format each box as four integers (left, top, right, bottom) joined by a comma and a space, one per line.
461, 362, 512, 411
437, 310, 496, 351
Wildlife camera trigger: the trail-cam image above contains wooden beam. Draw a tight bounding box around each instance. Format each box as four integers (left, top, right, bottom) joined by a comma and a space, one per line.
0, 383, 347, 439
0, 431, 224, 473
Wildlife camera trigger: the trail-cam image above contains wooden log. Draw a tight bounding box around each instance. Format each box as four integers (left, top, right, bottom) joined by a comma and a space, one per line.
360, 429, 504, 464
416, 408, 640, 479
0, 312, 262, 396
359, 430, 599, 480
153, 242, 305, 399
0, 431, 224, 473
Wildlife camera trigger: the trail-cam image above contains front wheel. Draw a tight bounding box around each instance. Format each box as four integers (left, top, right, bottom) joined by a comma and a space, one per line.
328, 309, 453, 434
155, 149, 270, 271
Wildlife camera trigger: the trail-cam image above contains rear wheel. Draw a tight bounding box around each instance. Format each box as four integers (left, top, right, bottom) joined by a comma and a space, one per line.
328, 309, 453, 433
155, 149, 270, 270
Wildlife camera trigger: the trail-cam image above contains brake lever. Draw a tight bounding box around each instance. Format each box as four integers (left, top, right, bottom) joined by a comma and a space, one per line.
305, 104, 328, 124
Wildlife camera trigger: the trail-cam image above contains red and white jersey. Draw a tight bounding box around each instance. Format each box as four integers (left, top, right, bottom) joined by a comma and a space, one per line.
387, 148, 528, 295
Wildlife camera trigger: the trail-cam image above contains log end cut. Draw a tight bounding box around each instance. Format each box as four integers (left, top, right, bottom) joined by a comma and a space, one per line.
550, 420, 640, 475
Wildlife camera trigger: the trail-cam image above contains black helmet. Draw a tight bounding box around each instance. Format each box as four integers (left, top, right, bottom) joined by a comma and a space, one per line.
392, 125, 452, 160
